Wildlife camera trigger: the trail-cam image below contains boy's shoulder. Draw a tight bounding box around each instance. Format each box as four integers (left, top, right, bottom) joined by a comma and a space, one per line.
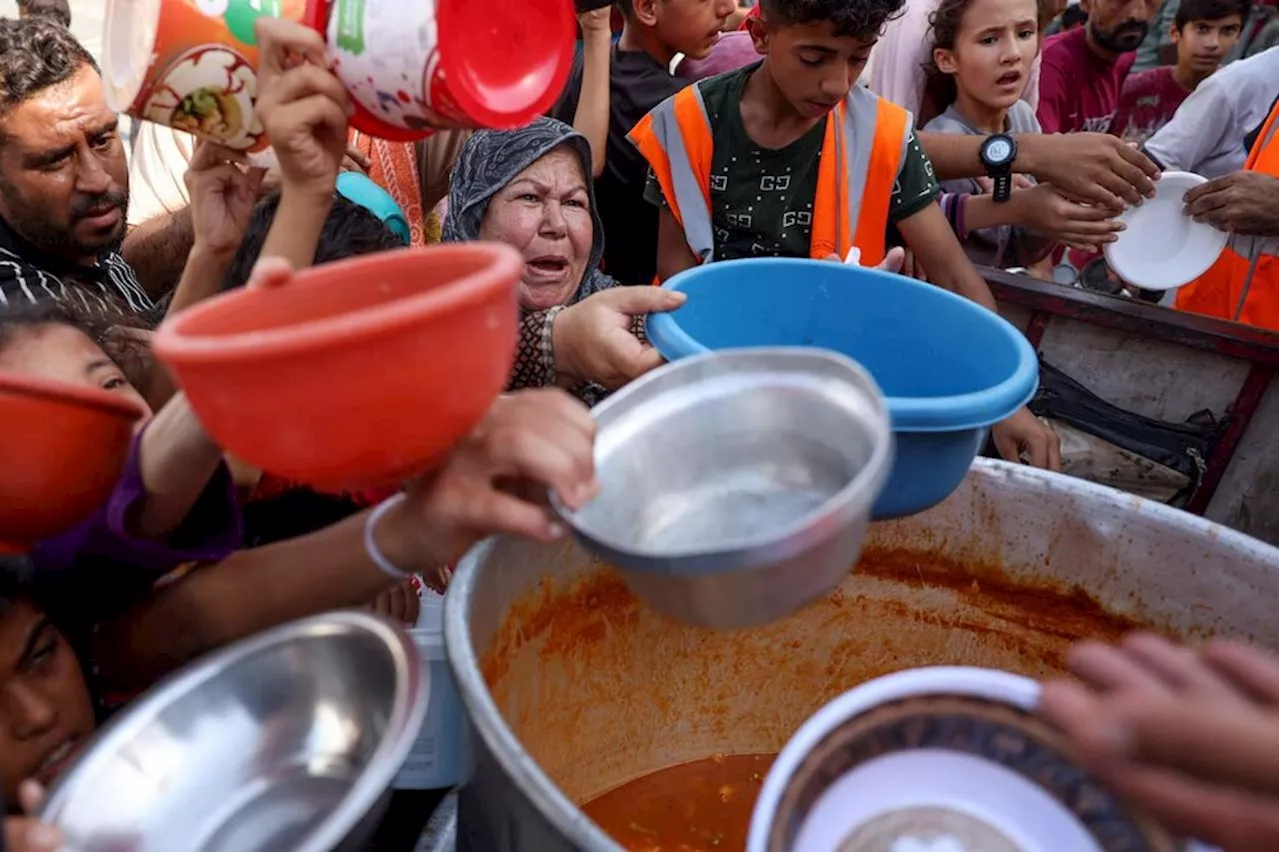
693, 62, 759, 102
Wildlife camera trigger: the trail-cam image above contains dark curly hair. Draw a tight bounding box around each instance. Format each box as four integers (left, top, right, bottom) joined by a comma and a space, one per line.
0, 299, 153, 391
16, 0, 72, 28
0, 16, 96, 120
222, 192, 408, 291
759, 0, 907, 40
1174, 0, 1250, 29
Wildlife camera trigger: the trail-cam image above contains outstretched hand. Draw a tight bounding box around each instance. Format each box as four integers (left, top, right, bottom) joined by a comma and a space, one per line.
253, 17, 351, 204
1040, 636, 1278, 851
372, 389, 599, 571
553, 286, 687, 389
1021, 133, 1160, 209
185, 140, 266, 258
992, 408, 1061, 470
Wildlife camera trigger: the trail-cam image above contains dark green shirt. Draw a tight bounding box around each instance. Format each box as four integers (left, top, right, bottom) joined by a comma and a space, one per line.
643, 62, 940, 261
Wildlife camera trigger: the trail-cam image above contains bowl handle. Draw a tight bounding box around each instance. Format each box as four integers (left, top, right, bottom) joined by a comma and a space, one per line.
246, 257, 296, 290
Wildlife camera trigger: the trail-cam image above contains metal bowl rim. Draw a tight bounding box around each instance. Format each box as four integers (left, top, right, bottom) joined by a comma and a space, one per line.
554, 347, 894, 573
40, 610, 428, 852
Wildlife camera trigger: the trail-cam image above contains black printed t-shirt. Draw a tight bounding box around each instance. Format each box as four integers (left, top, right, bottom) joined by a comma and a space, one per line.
643, 63, 940, 260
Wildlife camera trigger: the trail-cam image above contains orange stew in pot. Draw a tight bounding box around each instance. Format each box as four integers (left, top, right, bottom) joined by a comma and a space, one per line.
582, 753, 775, 851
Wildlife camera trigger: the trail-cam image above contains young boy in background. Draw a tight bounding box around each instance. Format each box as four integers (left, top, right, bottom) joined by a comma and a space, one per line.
553, 0, 737, 286
1110, 0, 1248, 144
631, 0, 1060, 468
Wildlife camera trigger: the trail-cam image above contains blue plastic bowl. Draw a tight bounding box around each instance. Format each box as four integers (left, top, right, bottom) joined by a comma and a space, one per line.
646, 258, 1038, 519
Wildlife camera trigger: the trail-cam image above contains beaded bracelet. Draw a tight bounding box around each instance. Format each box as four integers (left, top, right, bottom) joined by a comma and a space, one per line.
541, 304, 566, 387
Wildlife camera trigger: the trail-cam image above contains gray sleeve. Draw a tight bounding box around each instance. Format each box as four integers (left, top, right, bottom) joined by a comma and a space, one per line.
1144, 76, 1236, 173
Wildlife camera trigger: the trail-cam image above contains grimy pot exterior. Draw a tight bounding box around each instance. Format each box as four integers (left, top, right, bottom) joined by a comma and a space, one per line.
444, 460, 1279, 852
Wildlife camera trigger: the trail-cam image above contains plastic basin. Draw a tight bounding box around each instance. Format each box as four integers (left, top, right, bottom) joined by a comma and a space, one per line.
154, 244, 521, 491
646, 259, 1038, 518
0, 371, 142, 552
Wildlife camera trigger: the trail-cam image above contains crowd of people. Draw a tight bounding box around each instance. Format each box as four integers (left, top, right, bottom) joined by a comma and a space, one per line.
0, 0, 1275, 849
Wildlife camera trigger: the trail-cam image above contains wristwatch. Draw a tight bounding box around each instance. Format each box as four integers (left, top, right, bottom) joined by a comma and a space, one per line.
979, 133, 1017, 203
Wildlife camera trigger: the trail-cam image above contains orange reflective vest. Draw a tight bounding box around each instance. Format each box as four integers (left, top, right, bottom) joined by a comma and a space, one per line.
1175, 103, 1279, 331
629, 82, 911, 271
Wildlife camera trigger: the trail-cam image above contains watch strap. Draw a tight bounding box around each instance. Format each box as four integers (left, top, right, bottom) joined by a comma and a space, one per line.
993, 171, 1013, 203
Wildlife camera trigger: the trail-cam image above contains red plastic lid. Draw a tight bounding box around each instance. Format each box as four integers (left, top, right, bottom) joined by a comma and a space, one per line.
436, 0, 576, 129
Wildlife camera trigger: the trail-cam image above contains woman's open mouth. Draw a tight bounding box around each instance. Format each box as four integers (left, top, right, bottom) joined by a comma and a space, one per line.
526, 257, 570, 280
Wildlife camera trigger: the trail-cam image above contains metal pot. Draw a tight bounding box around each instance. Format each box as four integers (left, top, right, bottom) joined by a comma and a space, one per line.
444, 461, 1279, 852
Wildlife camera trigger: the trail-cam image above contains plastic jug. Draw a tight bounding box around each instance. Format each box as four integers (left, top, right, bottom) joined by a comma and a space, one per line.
394, 588, 468, 790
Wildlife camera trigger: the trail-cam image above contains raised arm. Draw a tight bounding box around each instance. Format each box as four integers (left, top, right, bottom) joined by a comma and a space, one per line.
918, 131, 1159, 207
573, 7, 613, 179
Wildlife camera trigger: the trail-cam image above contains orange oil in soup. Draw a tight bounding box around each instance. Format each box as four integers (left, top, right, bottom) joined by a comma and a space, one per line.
582, 753, 775, 851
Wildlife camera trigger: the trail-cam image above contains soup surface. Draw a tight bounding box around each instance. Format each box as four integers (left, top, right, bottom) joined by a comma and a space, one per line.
582, 753, 775, 851
483, 545, 1151, 846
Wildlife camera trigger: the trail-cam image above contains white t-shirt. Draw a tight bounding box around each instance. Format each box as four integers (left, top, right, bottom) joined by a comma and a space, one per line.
868, 0, 1041, 122
126, 124, 196, 227
1144, 46, 1279, 179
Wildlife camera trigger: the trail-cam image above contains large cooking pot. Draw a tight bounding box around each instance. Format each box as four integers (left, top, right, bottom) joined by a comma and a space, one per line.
444, 460, 1278, 852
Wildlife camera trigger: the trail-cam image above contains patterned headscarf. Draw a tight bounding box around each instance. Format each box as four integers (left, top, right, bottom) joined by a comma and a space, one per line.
441, 117, 614, 306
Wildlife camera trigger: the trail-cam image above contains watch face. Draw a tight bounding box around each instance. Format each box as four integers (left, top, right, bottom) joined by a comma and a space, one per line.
985, 137, 1013, 164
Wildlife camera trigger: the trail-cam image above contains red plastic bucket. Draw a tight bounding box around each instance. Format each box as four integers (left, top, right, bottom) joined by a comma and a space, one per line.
306, 0, 576, 142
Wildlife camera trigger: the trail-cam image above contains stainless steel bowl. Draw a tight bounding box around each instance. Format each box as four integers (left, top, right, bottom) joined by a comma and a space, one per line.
556, 347, 893, 628
40, 611, 427, 852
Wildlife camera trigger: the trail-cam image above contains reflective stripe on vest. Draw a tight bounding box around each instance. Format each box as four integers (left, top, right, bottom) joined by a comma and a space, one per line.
630, 83, 911, 268
1175, 102, 1279, 330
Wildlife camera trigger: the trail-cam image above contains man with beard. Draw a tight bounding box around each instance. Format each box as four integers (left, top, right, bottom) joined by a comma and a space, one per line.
1037, 0, 1163, 133
0, 18, 152, 317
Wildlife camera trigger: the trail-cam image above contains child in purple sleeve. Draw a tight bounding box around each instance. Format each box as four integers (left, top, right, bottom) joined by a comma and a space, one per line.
31, 424, 241, 577
0, 303, 241, 615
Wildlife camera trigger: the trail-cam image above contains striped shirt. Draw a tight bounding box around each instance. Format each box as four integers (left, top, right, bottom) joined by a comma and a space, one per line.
0, 221, 155, 317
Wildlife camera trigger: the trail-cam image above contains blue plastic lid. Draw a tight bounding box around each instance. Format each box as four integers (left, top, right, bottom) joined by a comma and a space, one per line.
335, 171, 411, 246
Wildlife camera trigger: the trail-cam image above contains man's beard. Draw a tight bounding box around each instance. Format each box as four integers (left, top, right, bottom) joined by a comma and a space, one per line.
1090, 18, 1150, 53
1, 186, 129, 259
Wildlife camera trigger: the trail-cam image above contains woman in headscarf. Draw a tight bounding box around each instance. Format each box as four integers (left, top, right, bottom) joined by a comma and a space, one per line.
442, 117, 684, 405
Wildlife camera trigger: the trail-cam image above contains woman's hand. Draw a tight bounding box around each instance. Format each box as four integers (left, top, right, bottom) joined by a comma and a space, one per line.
553, 287, 686, 389
185, 139, 267, 259
992, 407, 1061, 470
373, 389, 599, 571
1011, 183, 1125, 250
253, 17, 350, 205
1040, 636, 1278, 851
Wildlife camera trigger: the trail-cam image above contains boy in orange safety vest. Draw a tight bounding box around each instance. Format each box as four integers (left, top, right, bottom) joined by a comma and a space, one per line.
629, 0, 1060, 469
1175, 101, 1278, 330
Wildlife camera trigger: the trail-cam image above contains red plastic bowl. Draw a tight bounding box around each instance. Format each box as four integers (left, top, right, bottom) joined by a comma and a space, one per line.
0, 371, 142, 553
152, 244, 522, 491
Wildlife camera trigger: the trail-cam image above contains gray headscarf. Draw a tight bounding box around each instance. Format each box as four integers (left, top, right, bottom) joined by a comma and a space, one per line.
441, 117, 614, 306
